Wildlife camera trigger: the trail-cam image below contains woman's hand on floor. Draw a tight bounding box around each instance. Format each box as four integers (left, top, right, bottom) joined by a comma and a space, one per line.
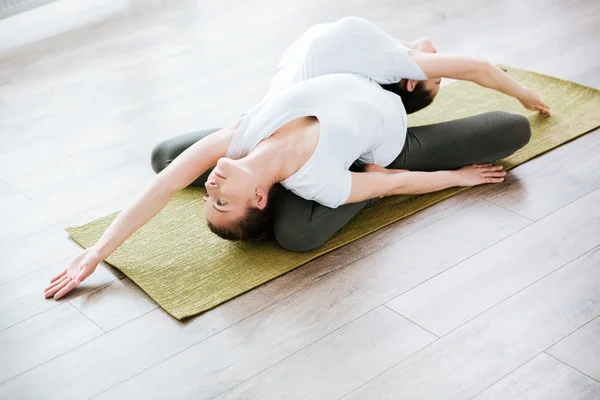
44, 248, 101, 300
455, 164, 507, 186
518, 87, 552, 116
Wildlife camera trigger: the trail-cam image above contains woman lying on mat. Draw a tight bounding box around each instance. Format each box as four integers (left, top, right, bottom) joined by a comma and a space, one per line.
44, 17, 550, 300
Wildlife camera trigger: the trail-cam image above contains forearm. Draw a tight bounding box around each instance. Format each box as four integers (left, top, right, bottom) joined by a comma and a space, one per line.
384, 170, 459, 196
90, 181, 175, 260
474, 62, 526, 101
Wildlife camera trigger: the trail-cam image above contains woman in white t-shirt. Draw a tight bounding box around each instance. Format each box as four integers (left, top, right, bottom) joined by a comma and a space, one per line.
156, 17, 546, 250
44, 17, 551, 300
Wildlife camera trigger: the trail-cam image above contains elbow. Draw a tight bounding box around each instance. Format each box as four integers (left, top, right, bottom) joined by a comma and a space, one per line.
472, 59, 493, 82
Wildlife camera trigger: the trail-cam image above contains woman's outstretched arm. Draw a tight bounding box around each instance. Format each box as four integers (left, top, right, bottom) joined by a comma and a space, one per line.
343, 164, 506, 204
44, 120, 238, 299
409, 52, 552, 115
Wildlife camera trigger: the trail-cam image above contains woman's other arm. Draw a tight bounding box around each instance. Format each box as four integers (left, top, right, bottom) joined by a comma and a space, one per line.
343, 164, 506, 204
93, 122, 235, 260
44, 120, 238, 299
409, 52, 552, 115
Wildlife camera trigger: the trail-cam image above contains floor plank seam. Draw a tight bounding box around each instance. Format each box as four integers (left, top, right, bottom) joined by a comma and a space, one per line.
383, 305, 440, 339
543, 350, 600, 384
2, 179, 33, 201
255, 287, 274, 302
213, 306, 407, 400
515, 186, 600, 226
336, 334, 446, 400
271, 197, 472, 304
405, 185, 600, 316
0, 304, 158, 387
87, 298, 276, 399
0, 317, 103, 387
0, 304, 60, 334
381, 218, 534, 315
436, 243, 600, 340
502, 127, 600, 183
0, 278, 120, 332
67, 301, 106, 333
0, 211, 91, 248
544, 351, 600, 385
0, 252, 78, 289
338, 243, 600, 400
542, 313, 600, 355
465, 352, 544, 400
481, 199, 534, 222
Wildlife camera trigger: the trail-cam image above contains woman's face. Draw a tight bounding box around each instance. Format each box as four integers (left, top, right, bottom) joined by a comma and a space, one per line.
203, 157, 258, 227
422, 77, 442, 98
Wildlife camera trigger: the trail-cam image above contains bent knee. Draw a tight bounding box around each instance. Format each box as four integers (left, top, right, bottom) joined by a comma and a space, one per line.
150, 142, 172, 174
274, 226, 327, 252
492, 111, 532, 151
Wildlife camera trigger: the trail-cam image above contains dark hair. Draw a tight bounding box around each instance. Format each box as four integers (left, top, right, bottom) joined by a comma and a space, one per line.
380, 79, 434, 114
207, 184, 281, 241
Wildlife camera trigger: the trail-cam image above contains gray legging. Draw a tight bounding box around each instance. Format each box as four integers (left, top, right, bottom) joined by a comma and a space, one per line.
151, 111, 531, 252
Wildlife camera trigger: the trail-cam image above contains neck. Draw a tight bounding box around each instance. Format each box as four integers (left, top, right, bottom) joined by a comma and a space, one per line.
238, 116, 319, 188
238, 140, 287, 189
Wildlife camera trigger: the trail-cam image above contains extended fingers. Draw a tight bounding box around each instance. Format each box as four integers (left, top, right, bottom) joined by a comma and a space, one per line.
45, 275, 68, 292
54, 280, 78, 300
50, 269, 67, 283
482, 171, 507, 178
537, 101, 552, 116
478, 165, 503, 171
479, 165, 506, 183
486, 177, 505, 183
44, 276, 70, 298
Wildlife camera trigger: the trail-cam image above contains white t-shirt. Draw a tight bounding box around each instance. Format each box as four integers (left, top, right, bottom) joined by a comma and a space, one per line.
226, 17, 428, 208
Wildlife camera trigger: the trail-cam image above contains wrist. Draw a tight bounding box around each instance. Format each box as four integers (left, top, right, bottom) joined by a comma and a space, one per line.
446, 170, 463, 187
88, 245, 107, 262
515, 85, 529, 101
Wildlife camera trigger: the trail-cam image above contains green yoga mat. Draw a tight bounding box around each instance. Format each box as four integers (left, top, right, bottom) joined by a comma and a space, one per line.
65, 66, 600, 320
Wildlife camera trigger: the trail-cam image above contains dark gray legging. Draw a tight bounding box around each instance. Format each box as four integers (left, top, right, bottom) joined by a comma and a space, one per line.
151, 111, 531, 252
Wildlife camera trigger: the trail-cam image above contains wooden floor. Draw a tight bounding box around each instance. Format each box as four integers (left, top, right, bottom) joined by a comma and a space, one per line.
1, 0, 600, 398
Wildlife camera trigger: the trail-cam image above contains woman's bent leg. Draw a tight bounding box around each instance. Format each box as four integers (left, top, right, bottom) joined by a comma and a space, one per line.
273, 111, 531, 252
150, 128, 221, 186
273, 189, 374, 252
388, 111, 531, 171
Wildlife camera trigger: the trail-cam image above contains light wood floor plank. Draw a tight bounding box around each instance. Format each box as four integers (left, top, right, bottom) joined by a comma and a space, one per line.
0, 289, 273, 400
386, 163, 600, 336
0, 162, 154, 245
343, 244, 600, 400
260, 191, 477, 302
547, 316, 600, 382
216, 306, 437, 400
0, 303, 104, 384
0, 213, 102, 285
0, 257, 122, 331
473, 353, 600, 400
69, 277, 158, 332
0, 180, 30, 208
484, 127, 600, 220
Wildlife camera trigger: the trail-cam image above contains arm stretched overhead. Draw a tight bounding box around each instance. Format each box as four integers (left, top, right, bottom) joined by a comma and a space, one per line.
44, 119, 239, 299
409, 51, 552, 115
